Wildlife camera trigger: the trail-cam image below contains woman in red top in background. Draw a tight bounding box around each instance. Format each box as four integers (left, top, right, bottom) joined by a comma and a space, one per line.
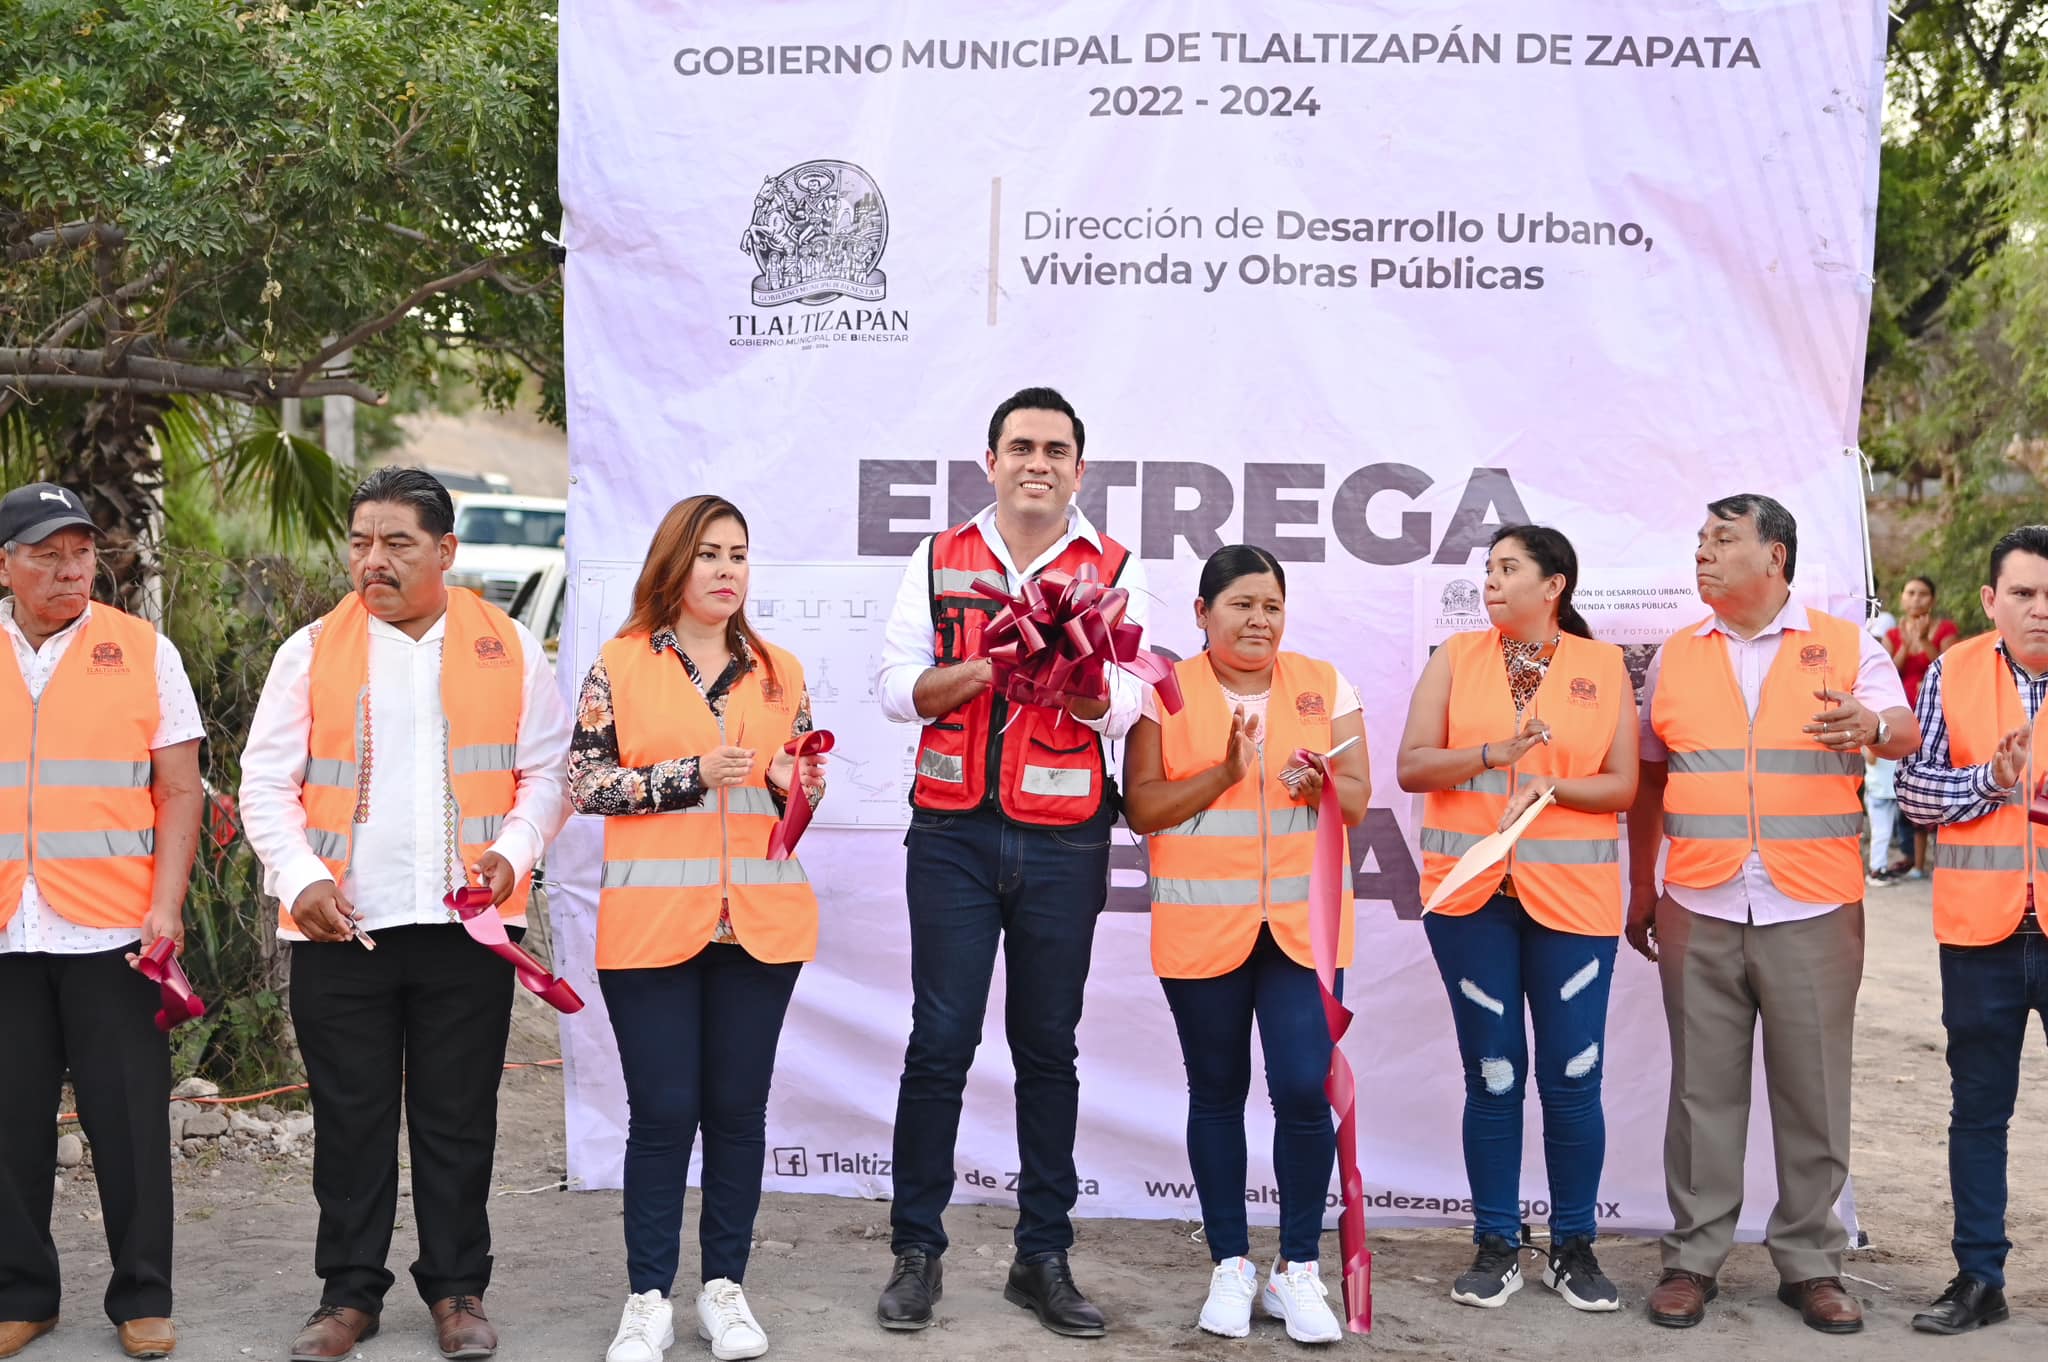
1887, 575, 1958, 707
1884, 574, 1957, 880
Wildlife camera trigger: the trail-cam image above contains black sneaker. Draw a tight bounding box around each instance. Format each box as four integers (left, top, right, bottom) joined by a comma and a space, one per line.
1543, 1235, 1621, 1312
1451, 1234, 1523, 1308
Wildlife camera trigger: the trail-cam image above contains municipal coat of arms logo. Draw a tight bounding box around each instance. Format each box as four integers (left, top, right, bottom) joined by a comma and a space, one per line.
1440, 580, 1483, 618
740, 160, 888, 307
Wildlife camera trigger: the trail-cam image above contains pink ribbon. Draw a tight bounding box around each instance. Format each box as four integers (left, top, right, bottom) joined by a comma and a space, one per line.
971, 565, 1183, 716
444, 886, 585, 1013
767, 730, 835, 861
1294, 746, 1371, 1333
135, 937, 206, 1032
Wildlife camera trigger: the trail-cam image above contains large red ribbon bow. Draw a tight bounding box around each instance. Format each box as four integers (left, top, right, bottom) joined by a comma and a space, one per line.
444, 886, 585, 1013
135, 937, 206, 1032
971, 565, 1183, 716
1294, 746, 1372, 1332
767, 730, 835, 861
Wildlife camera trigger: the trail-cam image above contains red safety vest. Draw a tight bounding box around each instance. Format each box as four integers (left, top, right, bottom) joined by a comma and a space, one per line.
910, 522, 1131, 827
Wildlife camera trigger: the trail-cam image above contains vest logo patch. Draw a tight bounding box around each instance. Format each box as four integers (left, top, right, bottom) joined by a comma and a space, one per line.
1799, 644, 1829, 669
1295, 692, 1327, 720
473, 636, 511, 667
1569, 677, 1598, 705
761, 675, 786, 706
88, 641, 127, 673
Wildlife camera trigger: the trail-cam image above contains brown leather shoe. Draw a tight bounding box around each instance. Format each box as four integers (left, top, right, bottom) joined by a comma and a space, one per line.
0, 1318, 57, 1360
288, 1304, 379, 1362
1646, 1269, 1718, 1328
117, 1317, 177, 1358
429, 1295, 497, 1360
1778, 1277, 1864, 1334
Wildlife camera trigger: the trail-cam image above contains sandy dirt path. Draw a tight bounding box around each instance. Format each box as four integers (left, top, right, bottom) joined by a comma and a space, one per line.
40, 877, 2048, 1360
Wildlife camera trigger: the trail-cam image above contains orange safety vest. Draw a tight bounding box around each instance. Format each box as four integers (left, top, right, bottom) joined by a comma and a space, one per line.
0, 604, 161, 930
1146, 651, 1355, 978
1418, 630, 1629, 935
1650, 608, 1866, 905
911, 523, 1132, 827
286, 589, 527, 931
1929, 631, 2046, 946
597, 634, 818, 968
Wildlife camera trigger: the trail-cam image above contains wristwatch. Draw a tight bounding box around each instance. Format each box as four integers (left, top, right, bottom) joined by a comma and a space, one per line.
1874, 716, 1891, 747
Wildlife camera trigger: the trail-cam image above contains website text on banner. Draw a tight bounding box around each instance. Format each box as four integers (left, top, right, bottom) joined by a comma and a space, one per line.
556, 0, 1887, 1238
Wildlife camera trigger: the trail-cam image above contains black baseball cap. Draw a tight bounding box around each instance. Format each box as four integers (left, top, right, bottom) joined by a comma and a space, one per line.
0, 483, 99, 547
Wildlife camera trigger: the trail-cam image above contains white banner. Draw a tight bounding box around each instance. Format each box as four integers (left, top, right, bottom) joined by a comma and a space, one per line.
557, 0, 1887, 1238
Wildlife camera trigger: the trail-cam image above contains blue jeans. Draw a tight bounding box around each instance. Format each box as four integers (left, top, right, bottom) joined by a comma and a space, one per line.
599, 946, 801, 1294
890, 804, 1111, 1257
1424, 894, 1618, 1245
1939, 929, 2048, 1289
1160, 926, 1338, 1265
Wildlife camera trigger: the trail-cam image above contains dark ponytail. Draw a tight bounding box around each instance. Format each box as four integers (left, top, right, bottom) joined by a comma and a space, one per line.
1490, 524, 1592, 640
1198, 543, 1286, 606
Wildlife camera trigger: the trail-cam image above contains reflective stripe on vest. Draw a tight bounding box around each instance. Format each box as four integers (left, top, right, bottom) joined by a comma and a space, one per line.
1418, 629, 1628, 933
1929, 631, 2048, 944
303, 757, 358, 788
39, 759, 149, 787
451, 742, 517, 774
0, 604, 162, 932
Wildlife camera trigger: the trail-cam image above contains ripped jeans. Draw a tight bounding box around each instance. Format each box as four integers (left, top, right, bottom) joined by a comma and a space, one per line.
1424, 893, 1618, 1246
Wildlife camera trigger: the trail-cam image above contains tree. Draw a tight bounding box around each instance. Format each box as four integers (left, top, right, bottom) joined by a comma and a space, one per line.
1861, 2, 2048, 619
0, 0, 561, 561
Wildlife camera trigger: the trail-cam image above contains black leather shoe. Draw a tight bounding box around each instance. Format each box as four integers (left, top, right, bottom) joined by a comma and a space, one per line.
1912, 1275, 2009, 1335
878, 1247, 942, 1331
1005, 1252, 1107, 1338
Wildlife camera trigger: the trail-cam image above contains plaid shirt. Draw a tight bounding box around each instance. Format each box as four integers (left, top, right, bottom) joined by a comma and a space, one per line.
1896, 641, 2048, 827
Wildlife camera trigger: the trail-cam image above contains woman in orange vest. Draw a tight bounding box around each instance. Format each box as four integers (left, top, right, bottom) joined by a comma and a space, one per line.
1123, 544, 1369, 1345
1396, 525, 1636, 1315
568, 494, 827, 1362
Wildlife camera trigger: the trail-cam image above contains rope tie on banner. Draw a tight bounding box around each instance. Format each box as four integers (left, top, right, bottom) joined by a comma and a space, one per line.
1295, 744, 1371, 1333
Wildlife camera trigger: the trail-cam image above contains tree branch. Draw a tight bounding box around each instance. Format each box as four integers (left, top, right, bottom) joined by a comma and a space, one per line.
290, 254, 516, 388
35, 261, 173, 348
5, 221, 126, 263
0, 347, 385, 404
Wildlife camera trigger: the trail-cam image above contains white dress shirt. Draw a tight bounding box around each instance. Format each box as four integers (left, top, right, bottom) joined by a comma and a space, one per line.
1638, 598, 1908, 925
876, 502, 1149, 740
0, 600, 204, 955
240, 608, 572, 938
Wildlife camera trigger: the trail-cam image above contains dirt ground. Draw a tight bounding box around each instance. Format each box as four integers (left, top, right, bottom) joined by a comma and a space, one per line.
40, 877, 2048, 1360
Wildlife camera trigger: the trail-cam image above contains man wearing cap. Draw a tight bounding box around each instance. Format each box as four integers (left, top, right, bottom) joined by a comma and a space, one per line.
0, 484, 204, 1360
240, 468, 571, 1362
1626, 493, 1918, 1334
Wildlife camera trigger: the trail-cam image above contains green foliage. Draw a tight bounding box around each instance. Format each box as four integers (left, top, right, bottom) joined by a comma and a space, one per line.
1, 0, 563, 432
1865, 2, 2048, 591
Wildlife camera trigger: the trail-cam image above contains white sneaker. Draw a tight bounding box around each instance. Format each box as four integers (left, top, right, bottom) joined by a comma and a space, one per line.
696, 1278, 768, 1361
1261, 1258, 1343, 1344
606, 1289, 675, 1362
1198, 1256, 1260, 1337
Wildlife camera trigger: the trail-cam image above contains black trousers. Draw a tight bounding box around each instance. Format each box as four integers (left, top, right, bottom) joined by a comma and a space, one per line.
0, 943, 173, 1324
290, 924, 517, 1314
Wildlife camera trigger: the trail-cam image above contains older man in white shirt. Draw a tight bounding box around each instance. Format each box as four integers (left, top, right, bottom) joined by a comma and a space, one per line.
0, 484, 202, 1361
1626, 493, 1917, 1336
240, 469, 570, 1362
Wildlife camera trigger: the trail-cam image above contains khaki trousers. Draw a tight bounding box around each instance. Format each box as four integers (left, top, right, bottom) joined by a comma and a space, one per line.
1654, 896, 1863, 1282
